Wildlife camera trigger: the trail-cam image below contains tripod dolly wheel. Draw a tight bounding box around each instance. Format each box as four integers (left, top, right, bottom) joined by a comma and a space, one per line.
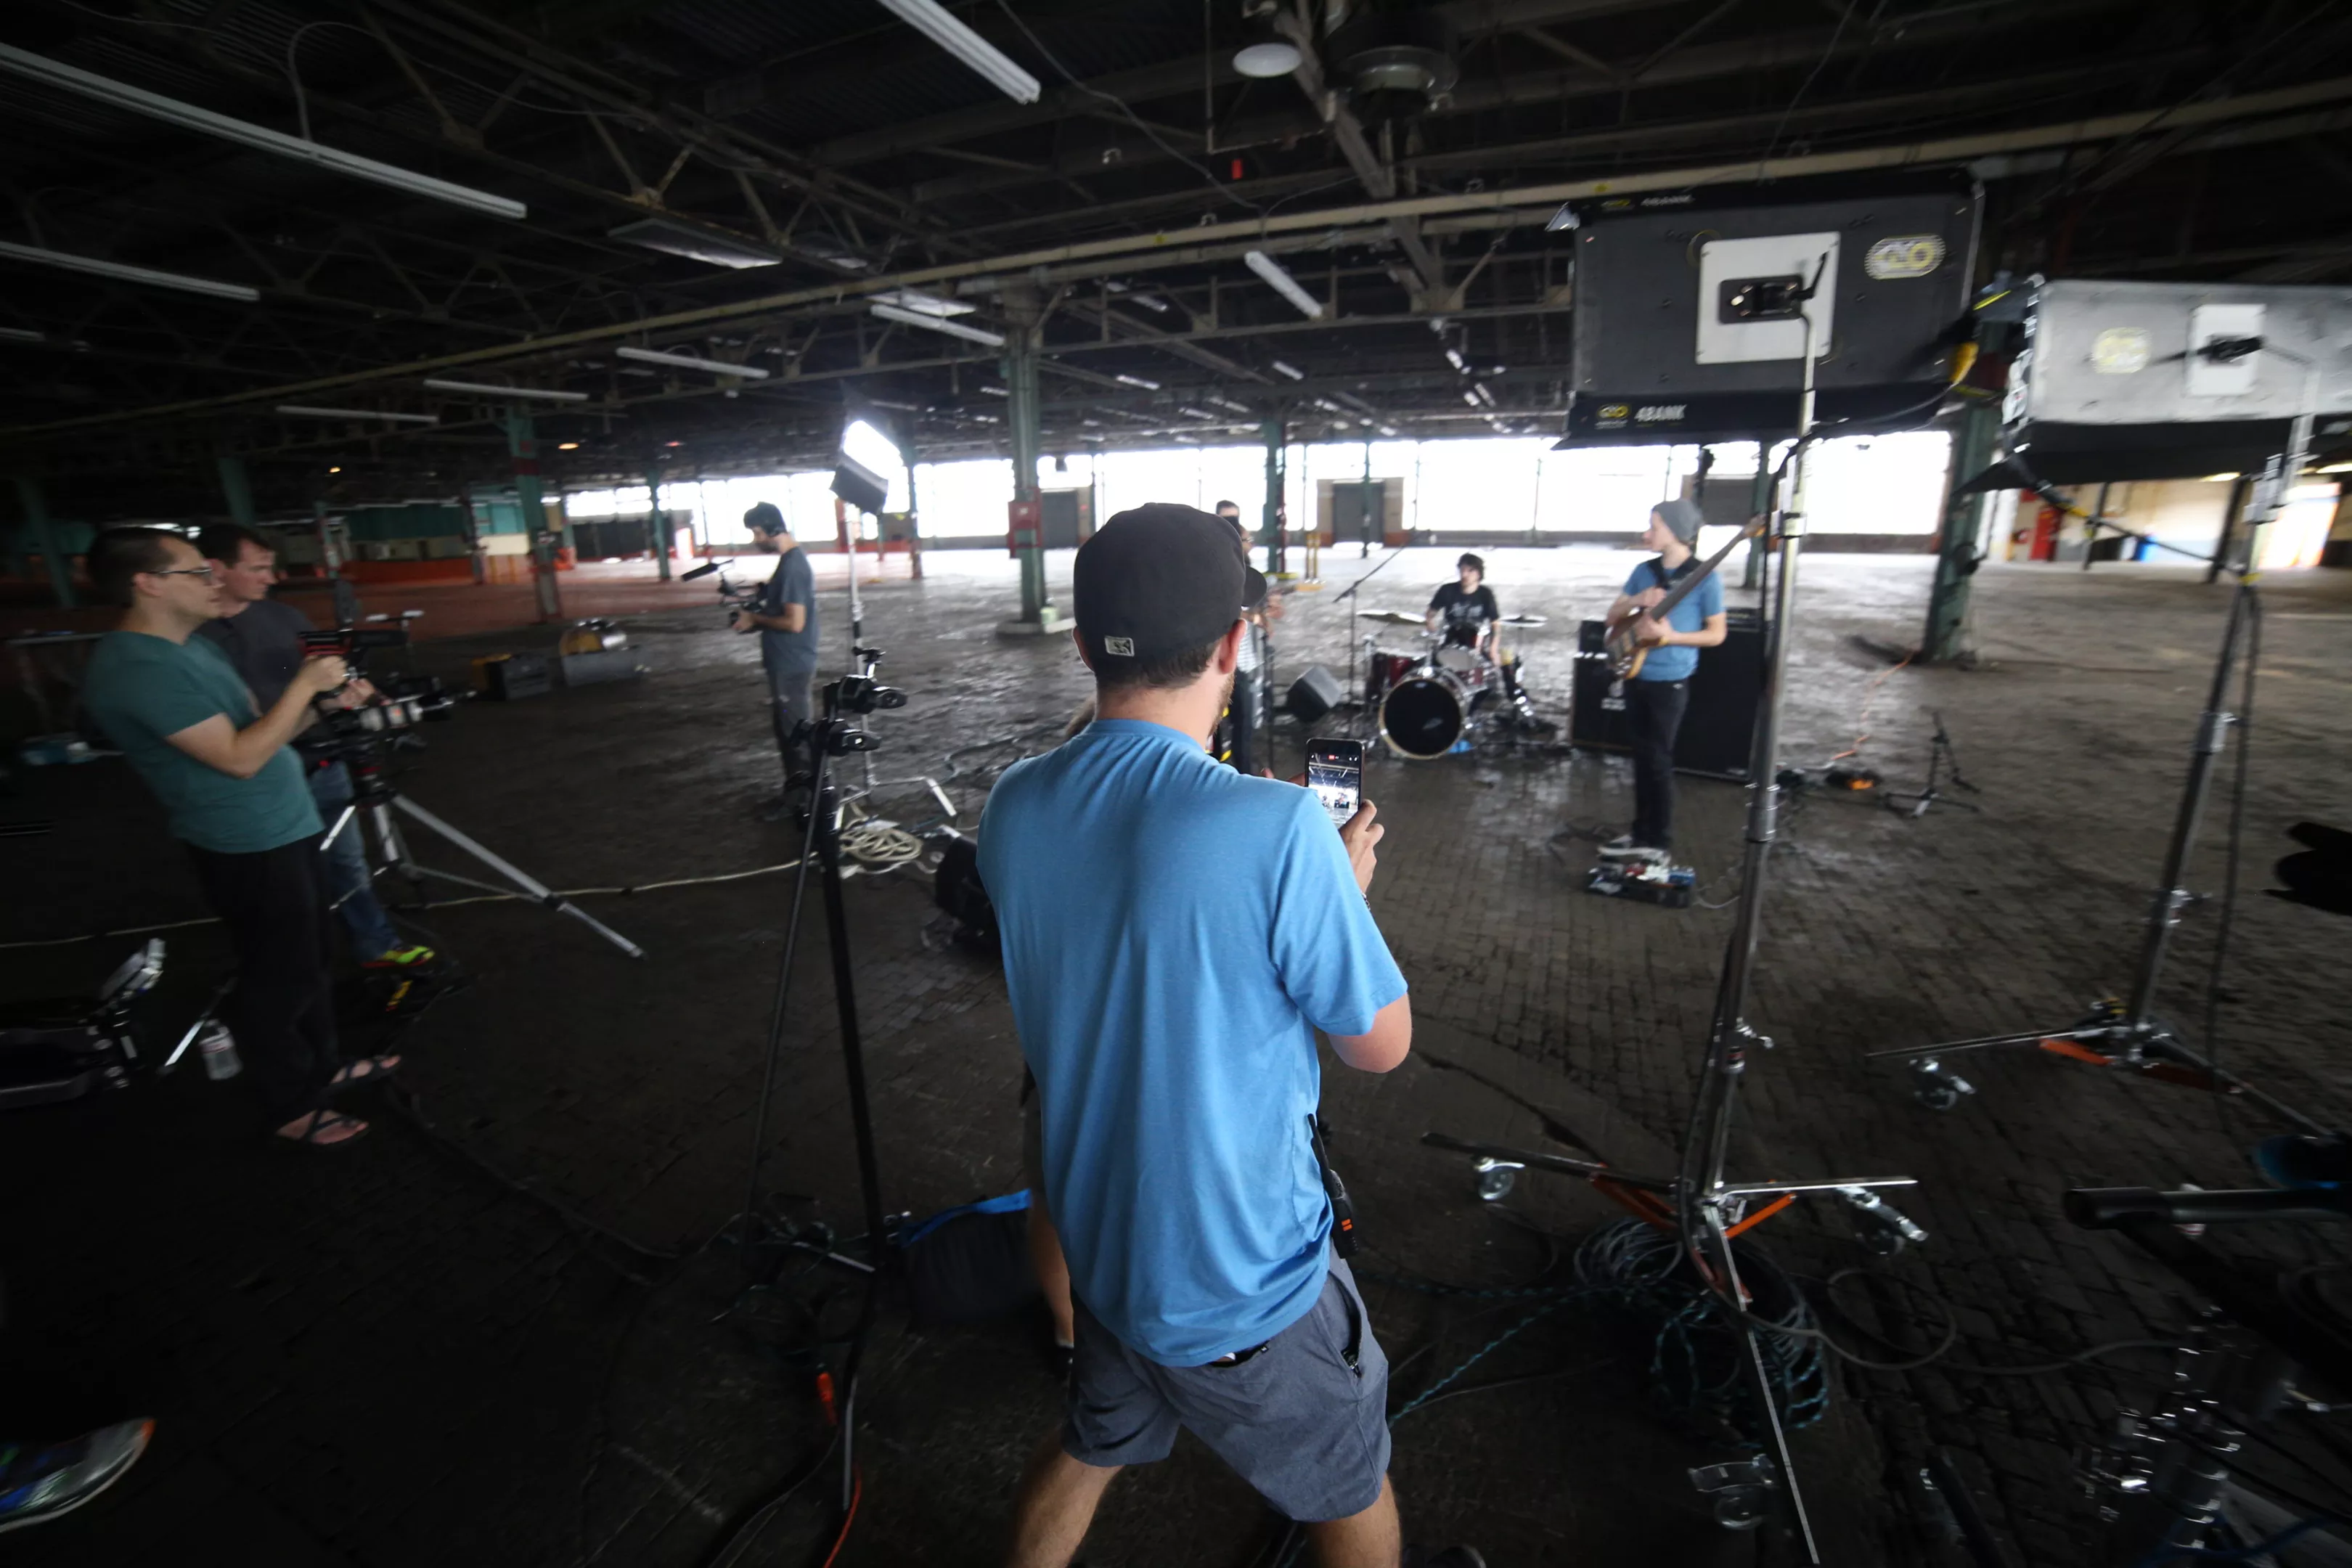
1909, 1057, 1975, 1112
1474, 1157, 1522, 1202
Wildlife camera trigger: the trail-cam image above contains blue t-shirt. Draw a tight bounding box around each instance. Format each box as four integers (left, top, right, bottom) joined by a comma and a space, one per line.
1623, 558, 1725, 682
83, 630, 322, 854
756, 547, 820, 671
978, 719, 1407, 1365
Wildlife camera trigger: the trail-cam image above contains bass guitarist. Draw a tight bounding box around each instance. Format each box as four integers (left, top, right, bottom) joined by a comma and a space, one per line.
1601, 499, 1726, 861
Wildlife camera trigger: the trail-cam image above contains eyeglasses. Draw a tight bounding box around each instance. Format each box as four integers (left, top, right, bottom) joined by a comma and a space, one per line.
145, 565, 216, 580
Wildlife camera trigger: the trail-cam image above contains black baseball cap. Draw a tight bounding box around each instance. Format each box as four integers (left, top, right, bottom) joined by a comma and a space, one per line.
1074, 503, 1267, 666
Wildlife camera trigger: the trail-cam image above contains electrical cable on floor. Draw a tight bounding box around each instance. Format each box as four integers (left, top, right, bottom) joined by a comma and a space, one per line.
0, 857, 809, 949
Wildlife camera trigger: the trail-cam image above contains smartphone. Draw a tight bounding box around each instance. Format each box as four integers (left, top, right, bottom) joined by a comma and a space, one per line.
1306, 738, 1363, 830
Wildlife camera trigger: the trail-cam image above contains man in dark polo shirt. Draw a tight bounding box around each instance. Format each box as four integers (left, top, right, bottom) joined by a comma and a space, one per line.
81, 528, 390, 1149
734, 502, 820, 814
197, 523, 430, 969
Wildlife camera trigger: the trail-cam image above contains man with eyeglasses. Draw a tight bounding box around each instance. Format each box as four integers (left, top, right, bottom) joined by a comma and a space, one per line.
81, 528, 390, 1151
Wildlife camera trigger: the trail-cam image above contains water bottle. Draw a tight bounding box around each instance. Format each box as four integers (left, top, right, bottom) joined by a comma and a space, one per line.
198, 1022, 242, 1081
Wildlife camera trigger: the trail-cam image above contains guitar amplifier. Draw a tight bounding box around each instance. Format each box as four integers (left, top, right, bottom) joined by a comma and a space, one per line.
1570, 609, 1763, 781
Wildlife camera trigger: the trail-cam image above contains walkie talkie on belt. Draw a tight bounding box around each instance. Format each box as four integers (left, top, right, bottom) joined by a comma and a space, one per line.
1307, 1115, 1358, 1259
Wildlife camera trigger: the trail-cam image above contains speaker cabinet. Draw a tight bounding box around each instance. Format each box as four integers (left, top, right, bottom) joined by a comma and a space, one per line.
1570, 610, 1762, 780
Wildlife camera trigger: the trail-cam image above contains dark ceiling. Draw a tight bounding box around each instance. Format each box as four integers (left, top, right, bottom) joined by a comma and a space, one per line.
4, 0, 2351, 519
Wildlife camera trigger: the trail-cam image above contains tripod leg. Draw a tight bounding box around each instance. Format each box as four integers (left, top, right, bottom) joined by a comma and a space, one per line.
389, 796, 644, 958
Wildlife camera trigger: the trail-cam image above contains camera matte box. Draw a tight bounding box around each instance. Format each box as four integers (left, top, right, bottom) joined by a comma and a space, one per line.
1561, 185, 1977, 446
1999, 277, 2352, 483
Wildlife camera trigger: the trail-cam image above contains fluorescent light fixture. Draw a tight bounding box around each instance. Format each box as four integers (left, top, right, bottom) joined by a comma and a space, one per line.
1245, 249, 1325, 320
1310, 397, 1344, 413
1114, 373, 1161, 390
276, 404, 438, 425
422, 377, 589, 404
1462, 389, 1482, 407
0, 43, 526, 221
1379, 425, 1400, 437
0, 326, 44, 343
2200, 472, 2241, 482
0, 240, 258, 301
1179, 406, 1217, 420
558, 441, 580, 450
874, 287, 975, 317
1270, 359, 1305, 380
608, 216, 778, 269
979, 383, 1010, 396
616, 345, 771, 380
870, 301, 1006, 347
2316, 460, 2352, 474
876, 0, 1040, 103
1233, 41, 1303, 78
1471, 383, 1497, 407
1444, 348, 1469, 373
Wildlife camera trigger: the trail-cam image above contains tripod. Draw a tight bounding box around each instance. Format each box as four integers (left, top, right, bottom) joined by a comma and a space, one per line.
1881, 711, 1980, 819
322, 788, 644, 959
730, 674, 899, 1518
1866, 417, 2326, 1133
1427, 285, 1916, 1563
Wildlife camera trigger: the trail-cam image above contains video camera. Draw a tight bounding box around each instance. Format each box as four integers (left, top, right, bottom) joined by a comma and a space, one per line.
681, 558, 761, 625
298, 617, 460, 804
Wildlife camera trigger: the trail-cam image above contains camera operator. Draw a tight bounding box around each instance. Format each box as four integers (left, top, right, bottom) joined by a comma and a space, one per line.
734, 502, 820, 818
981, 505, 1479, 1568
81, 528, 392, 1151
197, 523, 433, 971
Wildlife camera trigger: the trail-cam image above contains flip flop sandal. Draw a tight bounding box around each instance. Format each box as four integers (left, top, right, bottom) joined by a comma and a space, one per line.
328, 1055, 401, 1090
275, 1110, 370, 1150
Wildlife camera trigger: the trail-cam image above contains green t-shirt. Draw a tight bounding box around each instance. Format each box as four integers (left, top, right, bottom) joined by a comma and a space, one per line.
84, 630, 323, 854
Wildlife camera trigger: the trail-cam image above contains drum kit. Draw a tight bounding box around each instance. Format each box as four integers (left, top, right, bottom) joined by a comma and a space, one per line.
1355, 610, 1548, 759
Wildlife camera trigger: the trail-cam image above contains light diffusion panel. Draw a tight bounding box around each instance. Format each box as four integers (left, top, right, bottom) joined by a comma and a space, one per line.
2004, 279, 2352, 483
1562, 188, 1977, 446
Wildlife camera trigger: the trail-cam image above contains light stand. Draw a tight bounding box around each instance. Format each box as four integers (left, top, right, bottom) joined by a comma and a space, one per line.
1866, 375, 2327, 1132
729, 672, 902, 1519
1427, 276, 1917, 1564
834, 505, 955, 820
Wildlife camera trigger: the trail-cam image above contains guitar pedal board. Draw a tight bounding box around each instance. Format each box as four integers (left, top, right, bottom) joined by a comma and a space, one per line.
1584, 857, 1696, 909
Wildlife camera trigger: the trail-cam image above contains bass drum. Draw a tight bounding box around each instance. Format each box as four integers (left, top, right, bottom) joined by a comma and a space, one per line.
1379, 670, 1471, 759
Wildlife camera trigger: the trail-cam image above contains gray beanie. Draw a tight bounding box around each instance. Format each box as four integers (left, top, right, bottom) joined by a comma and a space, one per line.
1653, 498, 1704, 543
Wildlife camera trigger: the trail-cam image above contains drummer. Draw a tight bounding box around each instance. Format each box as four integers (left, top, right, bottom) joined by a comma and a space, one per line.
1425, 552, 1500, 659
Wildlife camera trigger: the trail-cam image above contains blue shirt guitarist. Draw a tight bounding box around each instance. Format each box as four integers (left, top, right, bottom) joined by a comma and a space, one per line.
1602, 499, 1726, 860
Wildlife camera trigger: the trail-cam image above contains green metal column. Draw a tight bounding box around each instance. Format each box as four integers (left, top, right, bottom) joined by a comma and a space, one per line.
896, 429, 924, 580
216, 454, 258, 528
507, 409, 563, 623
1000, 285, 1056, 630
645, 466, 672, 582
14, 476, 77, 608
1262, 415, 1286, 576
1922, 400, 2001, 662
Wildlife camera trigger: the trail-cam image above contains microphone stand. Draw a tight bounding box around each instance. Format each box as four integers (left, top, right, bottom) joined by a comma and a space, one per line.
1331, 544, 1413, 734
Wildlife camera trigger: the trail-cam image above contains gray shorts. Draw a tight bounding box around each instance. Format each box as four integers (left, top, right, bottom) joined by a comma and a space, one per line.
1063, 1259, 1392, 1522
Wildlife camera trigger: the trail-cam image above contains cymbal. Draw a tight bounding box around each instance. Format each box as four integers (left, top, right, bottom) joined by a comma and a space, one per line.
1501, 614, 1547, 626
1356, 610, 1427, 626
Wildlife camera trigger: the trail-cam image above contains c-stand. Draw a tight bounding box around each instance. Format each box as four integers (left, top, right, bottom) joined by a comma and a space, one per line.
729, 671, 905, 1517
1426, 275, 1917, 1564
1866, 388, 2324, 1131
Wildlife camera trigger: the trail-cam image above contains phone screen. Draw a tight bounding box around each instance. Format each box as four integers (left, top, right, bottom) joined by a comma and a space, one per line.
1306, 738, 1363, 829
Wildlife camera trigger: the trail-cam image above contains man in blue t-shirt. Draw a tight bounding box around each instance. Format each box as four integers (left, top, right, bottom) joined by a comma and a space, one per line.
984, 505, 1462, 1567
732, 502, 820, 814
1602, 498, 1727, 860
79, 528, 385, 1150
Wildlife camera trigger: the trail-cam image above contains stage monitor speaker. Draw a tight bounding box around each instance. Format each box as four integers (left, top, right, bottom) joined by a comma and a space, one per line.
1994, 277, 2352, 484
1559, 180, 1977, 447
1286, 666, 1346, 724
1570, 610, 1762, 781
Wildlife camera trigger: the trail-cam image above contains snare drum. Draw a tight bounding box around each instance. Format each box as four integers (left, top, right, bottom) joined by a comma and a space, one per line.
1432, 645, 1490, 689
1379, 669, 1472, 759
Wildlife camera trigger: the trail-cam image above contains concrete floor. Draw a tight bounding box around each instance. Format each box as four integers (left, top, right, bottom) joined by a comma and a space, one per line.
4, 547, 2349, 1567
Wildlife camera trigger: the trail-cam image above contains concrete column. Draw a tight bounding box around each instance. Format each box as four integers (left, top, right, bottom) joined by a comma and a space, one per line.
456, 488, 486, 584
997, 285, 1058, 634
645, 467, 671, 581
1261, 415, 1286, 576
14, 476, 77, 608
897, 429, 924, 580
1922, 401, 2000, 663
507, 409, 563, 623
216, 454, 258, 528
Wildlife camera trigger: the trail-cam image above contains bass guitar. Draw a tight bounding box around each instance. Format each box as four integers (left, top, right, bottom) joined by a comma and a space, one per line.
1602, 519, 1763, 679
